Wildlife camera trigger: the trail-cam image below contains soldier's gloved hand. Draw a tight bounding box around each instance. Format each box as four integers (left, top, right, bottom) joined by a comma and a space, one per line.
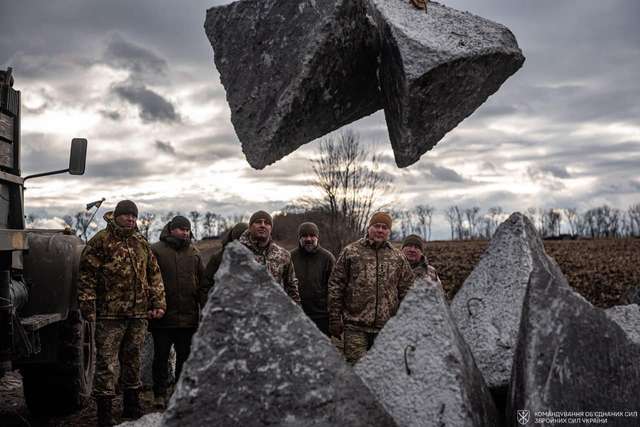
148, 308, 165, 319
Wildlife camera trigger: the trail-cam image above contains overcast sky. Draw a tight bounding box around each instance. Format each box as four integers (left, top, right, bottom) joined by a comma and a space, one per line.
1, 0, 639, 239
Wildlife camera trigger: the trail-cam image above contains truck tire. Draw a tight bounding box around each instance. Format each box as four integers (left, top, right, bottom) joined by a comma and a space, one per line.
21, 310, 95, 415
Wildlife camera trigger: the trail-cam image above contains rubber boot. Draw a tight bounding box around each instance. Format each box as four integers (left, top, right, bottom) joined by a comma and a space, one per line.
96, 396, 115, 427
122, 388, 144, 419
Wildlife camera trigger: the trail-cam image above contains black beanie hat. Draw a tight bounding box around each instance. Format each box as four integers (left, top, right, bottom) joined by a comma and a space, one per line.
298, 222, 319, 238
402, 234, 425, 252
114, 200, 138, 218
170, 215, 191, 230
249, 210, 272, 226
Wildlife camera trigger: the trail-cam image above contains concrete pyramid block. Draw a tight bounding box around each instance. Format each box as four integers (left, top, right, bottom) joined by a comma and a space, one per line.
450, 213, 545, 398
604, 304, 640, 344
368, 0, 524, 167
205, 0, 381, 169
508, 252, 640, 424
162, 241, 396, 427
204, 0, 524, 169
355, 278, 499, 427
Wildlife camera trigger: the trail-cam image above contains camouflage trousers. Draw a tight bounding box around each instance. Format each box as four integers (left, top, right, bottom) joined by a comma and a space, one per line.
94, 318, 147, 397
343, 327, 379, 365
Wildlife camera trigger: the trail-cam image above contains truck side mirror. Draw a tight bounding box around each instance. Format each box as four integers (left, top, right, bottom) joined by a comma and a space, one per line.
68, 138, 87, 175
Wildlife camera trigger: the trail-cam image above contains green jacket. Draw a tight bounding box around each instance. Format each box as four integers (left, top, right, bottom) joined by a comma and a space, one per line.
328, 238, 414, 332
78, 212, 166, 321
150, 223, 206, 328
290, 244, 335, 320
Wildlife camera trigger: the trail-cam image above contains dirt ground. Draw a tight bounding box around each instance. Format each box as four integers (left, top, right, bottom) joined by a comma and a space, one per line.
1, 237, 637, 426
0, 370, 160, 427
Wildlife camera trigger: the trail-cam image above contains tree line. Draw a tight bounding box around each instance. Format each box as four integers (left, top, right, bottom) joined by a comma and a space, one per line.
24, 130, 640, 247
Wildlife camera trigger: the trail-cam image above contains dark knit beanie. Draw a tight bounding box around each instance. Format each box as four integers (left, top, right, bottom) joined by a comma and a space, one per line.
402, 234, 425, 252
114, 200, 138, 218
249, 210, 272, 226
368, 211, 392, 229
170, 215, 191, 230
298, 222, 319, 238
230, 222, 248, 240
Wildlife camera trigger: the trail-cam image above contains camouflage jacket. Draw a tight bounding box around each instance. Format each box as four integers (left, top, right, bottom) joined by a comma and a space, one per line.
328, 238, 415, 332
411, 257, 441, 283
239, 230, 301, 304
78, 212, 166, 321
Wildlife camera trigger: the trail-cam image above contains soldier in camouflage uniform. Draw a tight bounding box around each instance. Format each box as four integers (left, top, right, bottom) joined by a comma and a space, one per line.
328, 212, 415, 364
238, 210, 301, 304
402, 234, 441, 283
78, 200, 166, 426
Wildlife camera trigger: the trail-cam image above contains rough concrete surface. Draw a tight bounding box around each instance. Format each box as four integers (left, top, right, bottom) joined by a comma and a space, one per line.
605, 304, 640, 345
162, 242, 396, 427
369, 0, 524, 167
507, 252, 640, 425
205, 0, 380, 169
205, 0, 524, 169
451, 212, 544, 394
117, 412, 163, 427
355, 277, 499, 426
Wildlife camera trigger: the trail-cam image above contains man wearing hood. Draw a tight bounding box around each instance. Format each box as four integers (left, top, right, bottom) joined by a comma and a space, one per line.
401, 234, 441, 284
239, 210, 301, 304
149, 215, 205, 408
78, 200, 165, 426
203, 222, 248, 292
328, 212, 415, 364
290, 222, 335, 336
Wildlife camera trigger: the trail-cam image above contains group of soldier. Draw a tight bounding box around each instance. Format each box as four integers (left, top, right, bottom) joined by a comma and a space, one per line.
77, 200, 440, 426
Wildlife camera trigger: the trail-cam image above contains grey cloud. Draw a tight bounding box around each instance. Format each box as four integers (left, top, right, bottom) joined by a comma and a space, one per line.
421, 164, 466, 183
528, 165, 571, 180
86, 158, 153, 180
155, 140, 176, 155
112, 83, 180, 124
103, 34, 167, 77
99, 109, 122, 121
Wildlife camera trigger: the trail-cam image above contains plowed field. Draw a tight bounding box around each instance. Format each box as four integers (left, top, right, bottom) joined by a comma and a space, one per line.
426, 238, 640, 308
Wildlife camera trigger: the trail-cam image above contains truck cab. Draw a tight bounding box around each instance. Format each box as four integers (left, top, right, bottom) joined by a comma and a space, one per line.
0, 67, 94, 415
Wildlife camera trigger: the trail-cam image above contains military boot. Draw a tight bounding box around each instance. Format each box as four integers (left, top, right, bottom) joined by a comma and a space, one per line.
96, 396, 115, 427
153, 390, 167, 409
121, 388, 144, 419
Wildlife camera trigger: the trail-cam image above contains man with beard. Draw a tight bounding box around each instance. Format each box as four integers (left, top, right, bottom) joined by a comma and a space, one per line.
328, 212, 415, 364
149, 215, 205, 408
401, 234, 441, 283
78, 200, 165, 426
239, 210, 301, 304
290, 222, 335, 336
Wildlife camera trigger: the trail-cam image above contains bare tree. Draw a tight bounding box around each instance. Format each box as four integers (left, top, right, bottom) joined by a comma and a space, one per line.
414, 204, 434, 241
203, 211, 217, 238
309, 130, 392, 252
138, 212, 156, 241
74, 211, 93, 242
487, 206, 503, 238
189, 211, 201, 240
464, 207, 481, 239
445, 206, 458, 240
564, 208, 579, 236
628, 203, 640, 237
